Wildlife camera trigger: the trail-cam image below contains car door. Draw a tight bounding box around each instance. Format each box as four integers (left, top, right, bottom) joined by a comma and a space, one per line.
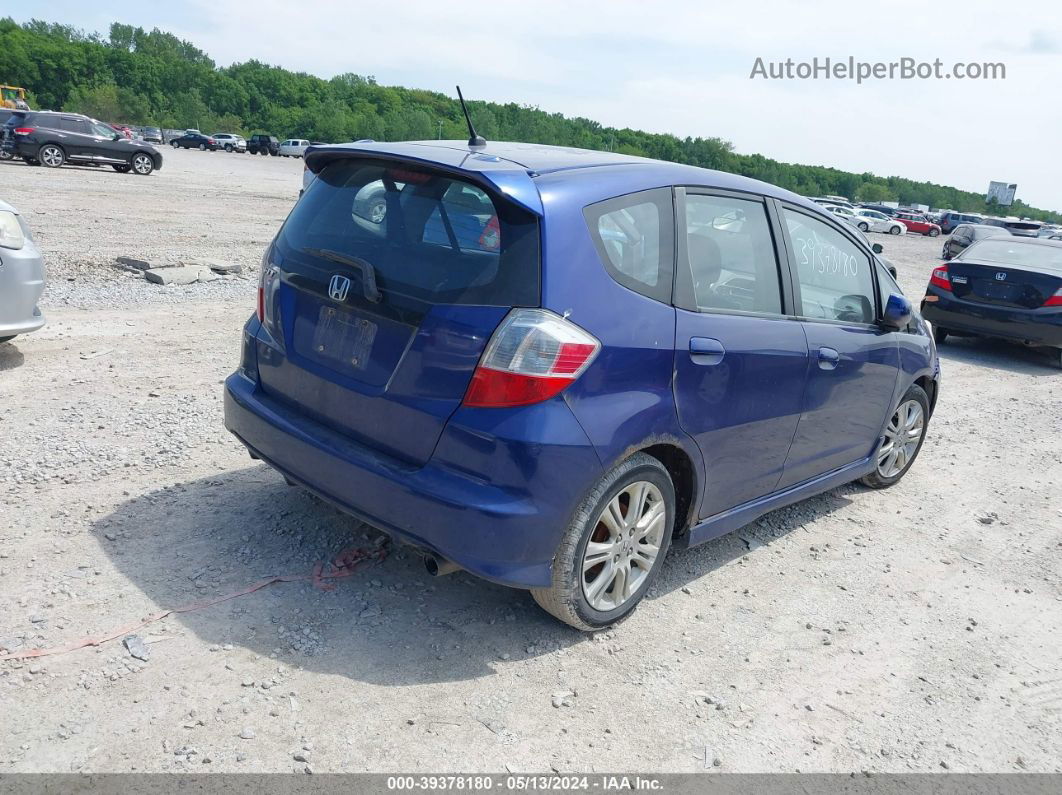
951, 225, 970, 255
774, 204, 900, 488
672, 189, 810, 518
52, 117, 94, 161
86, 120, 123, 162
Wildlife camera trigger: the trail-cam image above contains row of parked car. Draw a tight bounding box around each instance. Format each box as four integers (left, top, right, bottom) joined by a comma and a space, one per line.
810, 197, 939, 237
167, 129, 313, 157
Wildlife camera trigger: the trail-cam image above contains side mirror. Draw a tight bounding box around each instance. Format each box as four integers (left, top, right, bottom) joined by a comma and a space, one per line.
872, 243, 884, 254
881, 293, 912, 330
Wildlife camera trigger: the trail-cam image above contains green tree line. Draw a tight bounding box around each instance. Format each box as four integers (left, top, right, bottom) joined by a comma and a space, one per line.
2, 17, 1058, 222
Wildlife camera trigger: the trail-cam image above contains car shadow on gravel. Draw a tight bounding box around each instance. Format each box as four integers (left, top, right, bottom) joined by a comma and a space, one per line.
937, 336, 1058, 374
92, 463, 845, 685
0, 340, 25, 371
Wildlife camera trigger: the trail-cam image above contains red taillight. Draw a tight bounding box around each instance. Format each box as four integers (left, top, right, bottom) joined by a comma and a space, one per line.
258, 258, 280, 333
462, 309, 601, 408
929, 265, 951, 291
13, 127, 34, 135
1044, 288, 1062, 307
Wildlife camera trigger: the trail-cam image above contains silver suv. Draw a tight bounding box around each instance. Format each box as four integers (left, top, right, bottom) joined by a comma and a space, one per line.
211, 133, 246, 153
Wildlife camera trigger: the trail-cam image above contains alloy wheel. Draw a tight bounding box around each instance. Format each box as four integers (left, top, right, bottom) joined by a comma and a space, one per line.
581, 481, 666, 612
132, 154, 153, 175
40, 145, 64, 167
877, 399, 925, 478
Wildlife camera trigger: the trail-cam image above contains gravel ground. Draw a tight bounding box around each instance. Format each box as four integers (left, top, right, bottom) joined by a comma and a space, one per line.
1, 150, 1060, 774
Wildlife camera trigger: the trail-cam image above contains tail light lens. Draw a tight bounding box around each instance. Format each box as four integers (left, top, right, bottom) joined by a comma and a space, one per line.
13, 127, 34, 135
930, 265, 951, 291
463, 309, 600, 408
257, 253, 281, 337
1043, 288, 1062, 307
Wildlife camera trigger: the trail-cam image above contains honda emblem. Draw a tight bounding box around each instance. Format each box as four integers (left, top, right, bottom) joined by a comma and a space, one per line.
328, 274, 351, 301
994, 272, 1007, 281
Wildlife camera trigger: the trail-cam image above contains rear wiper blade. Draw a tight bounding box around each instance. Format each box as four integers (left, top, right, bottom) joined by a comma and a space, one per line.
300, 247, 382, 303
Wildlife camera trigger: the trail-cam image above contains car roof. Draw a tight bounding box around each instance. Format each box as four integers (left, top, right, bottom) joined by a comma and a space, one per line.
305, 140, 824, 218
973, 235, 1062, 248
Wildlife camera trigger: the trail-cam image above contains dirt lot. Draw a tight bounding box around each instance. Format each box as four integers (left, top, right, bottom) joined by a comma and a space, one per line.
1, 149, 1060, 774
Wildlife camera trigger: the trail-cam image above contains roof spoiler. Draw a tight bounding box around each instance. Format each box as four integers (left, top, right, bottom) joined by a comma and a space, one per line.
303, 143, 544, 217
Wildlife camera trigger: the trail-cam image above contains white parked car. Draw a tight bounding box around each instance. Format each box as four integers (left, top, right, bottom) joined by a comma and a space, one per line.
852, 208, 906, 235
212, 133, 246, 153
821, 203, 858, 222
279, 139, 310, 158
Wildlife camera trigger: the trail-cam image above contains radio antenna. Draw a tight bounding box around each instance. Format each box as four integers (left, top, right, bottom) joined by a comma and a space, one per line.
456, 85, 486, 150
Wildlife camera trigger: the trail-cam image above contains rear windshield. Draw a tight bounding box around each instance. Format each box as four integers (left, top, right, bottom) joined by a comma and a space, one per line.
277, 159, 540, 307
960, 240, 1062, 272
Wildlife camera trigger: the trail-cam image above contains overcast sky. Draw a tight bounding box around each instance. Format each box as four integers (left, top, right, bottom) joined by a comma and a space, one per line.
18, 0, 1062, 209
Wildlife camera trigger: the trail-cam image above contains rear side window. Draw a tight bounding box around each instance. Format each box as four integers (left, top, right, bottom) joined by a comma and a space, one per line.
683, 193, 782, 314
276, 158, 540, 307
584, 188, 674, 303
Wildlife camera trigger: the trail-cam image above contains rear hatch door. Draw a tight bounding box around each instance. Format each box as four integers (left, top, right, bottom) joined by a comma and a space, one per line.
259, 157, 541, 466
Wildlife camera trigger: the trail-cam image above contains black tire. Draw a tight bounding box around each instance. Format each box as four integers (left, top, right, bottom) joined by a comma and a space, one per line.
224, 144, 233, 152
0, 149, 12, 161
858, 222, 870, 232
860, 384, 930, 489
941, 245, 951, 260
1051, 348, 1062, 370
928, 228, 940, 237
112, 164, 131, 173
131, 153, 154, 175
38, 144, 65, 168
932, 325, 948, 345
531, 452, 675, 631
198, 143, 206, 151
889, 225, 902, 235
171, 140, 179, 148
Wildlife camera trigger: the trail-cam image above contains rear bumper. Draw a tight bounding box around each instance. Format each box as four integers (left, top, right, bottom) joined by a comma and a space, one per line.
223, 363, 603, 589
0, 241, 46, 336
922, 286, 1062, 347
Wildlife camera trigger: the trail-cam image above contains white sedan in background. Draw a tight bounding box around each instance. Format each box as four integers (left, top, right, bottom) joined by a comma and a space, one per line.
279, 139, 310, 158
852, 208, 906, 235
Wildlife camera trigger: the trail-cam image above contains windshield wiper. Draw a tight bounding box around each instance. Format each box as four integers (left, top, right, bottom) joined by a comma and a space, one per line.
300, 247, 382, 303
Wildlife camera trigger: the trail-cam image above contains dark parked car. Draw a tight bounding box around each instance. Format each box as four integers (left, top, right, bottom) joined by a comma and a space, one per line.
247, 134, 279, 155
170, 133, 218, 151
139, 126, 163, 144
939, 211, 984, 234
922, 237, 1062, 368
858, 203, 898, 217
1, 110, 162, 174
941, 224, 1011, 260
0, 108, 14, 159
223, 140, 939, 629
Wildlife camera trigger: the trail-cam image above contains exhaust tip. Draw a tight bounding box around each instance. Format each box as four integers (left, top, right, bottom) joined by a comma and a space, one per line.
424, 554, 460, 577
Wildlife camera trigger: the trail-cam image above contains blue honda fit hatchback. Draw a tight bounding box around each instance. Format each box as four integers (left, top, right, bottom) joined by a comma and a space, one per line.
224, 140, 939, 629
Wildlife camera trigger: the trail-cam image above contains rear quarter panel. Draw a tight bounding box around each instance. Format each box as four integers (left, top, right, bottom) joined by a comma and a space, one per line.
535, 171, 705, 518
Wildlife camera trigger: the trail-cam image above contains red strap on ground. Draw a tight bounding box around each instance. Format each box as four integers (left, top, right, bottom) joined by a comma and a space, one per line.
0, 544, 387, 662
